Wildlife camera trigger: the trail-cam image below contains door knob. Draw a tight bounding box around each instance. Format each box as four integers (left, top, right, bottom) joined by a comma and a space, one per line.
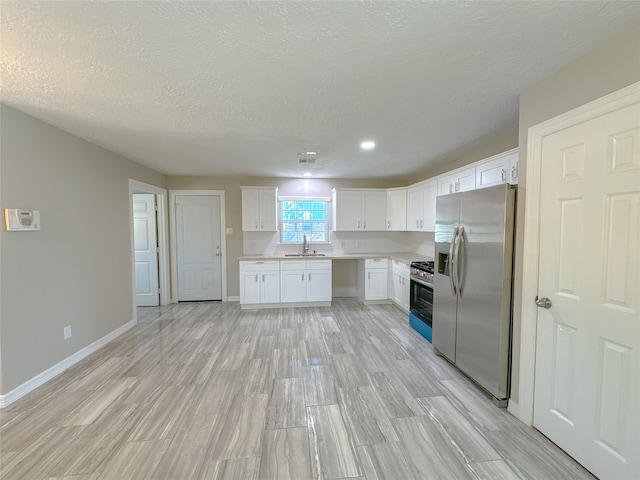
535, 296, 552, 308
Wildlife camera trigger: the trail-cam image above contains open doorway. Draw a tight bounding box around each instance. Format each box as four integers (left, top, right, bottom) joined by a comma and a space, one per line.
129, 179, 170, 307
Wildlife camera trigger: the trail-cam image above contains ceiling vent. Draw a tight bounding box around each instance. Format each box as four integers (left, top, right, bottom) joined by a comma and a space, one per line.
298, 158, 317, 164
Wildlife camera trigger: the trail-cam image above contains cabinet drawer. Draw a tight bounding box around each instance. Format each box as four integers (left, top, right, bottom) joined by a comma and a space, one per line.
306, 259, 332, 270
240, 260, 279, 271
365, 258, 388, 269
280, 260, 307, 270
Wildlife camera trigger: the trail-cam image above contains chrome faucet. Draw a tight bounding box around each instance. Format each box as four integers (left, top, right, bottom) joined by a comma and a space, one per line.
302, 234, 309, 255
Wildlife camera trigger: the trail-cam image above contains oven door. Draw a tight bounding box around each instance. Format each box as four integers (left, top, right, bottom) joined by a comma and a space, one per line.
409, 274, 434, 342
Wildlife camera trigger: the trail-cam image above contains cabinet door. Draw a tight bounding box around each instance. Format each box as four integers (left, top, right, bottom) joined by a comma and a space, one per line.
509, 152, 518, 185
362, 191, 387, 231
258, 189, 277, 231
456, 167, 476, 192
421, 181, 437, 231
335, 190, 362, 231
390, 264, 403, 305
260, 270, 280, 303
386, 189, 407, 231
407, 187, 423, 231
475, 156, 510, 189
366, 268, 388, 300
241, 189, 260, 231
437, 175, 456, 196
280, 269, 306, 303
307, 269, 332, 302
401, 268, 410, 311
239, 270, 261, 304
438, 167, 475, 195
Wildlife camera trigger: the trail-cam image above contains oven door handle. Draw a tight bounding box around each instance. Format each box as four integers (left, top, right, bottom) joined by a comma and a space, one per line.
410, 275, 432, 288
449, 226, 459, 297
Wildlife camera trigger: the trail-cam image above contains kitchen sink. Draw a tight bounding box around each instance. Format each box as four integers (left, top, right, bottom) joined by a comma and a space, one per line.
284, 253, 327, 257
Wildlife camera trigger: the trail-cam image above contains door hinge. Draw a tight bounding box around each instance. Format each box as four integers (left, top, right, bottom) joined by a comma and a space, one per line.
158, 288, 161, 294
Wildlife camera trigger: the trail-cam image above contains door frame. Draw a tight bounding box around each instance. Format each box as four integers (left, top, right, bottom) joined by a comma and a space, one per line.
514, 81, 639, 426
169, 190, 227, 302
128, 179, 170, 307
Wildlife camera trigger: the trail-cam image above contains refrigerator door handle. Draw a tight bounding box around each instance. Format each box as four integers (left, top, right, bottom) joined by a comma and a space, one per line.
456, 226, 465, 298
449, 226, 459, 297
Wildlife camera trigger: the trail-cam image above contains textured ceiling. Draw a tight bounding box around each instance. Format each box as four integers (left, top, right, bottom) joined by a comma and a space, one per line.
1, 1, 639, 179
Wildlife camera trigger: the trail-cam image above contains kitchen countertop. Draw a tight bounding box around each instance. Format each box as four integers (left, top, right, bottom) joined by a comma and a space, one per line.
238, 252, 433, 265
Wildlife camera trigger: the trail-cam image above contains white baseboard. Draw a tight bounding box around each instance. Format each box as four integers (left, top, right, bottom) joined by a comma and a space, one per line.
507, 399, 520, 419
227, 296, 240, 302
0, 318, 137, 408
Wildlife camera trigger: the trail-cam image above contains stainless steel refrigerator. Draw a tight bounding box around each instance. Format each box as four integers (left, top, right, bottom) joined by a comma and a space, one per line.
433, 183, 516, 406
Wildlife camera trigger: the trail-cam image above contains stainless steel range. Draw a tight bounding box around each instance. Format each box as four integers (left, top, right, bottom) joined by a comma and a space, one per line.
409, 260, 434, 342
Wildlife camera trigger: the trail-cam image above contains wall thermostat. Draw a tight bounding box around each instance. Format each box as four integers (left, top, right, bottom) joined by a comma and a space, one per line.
4, 209, 41, 231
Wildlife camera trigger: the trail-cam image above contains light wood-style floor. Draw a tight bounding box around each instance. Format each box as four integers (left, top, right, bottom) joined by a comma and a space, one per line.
1, 299, 596, 480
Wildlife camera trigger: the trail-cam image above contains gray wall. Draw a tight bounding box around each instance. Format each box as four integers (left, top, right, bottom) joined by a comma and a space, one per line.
0, 105, 166, 394
509, 24, 640, 404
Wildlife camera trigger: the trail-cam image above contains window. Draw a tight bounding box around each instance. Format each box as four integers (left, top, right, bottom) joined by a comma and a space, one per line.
279, 198, 330, 244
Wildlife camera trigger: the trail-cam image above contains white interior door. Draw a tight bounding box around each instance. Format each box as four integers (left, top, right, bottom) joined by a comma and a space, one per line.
176, 195, 222, 301
133, 193, 159, 307
533, 100, 639, 480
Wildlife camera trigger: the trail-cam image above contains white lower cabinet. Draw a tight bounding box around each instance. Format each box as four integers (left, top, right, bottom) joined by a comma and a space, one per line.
280, 259, 332, 304
357, 258, 389, 304
391, 260, 410, 312
239, 261, 280, 305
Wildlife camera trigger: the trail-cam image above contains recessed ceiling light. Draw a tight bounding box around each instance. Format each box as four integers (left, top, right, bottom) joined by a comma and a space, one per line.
305, 151, 317, 155
360, 141, 375, 150
303, 172, 313, 177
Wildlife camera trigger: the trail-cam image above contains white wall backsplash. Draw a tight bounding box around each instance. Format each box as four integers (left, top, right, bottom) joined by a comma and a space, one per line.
243, 230, 435, 258
405, 231, 436, 258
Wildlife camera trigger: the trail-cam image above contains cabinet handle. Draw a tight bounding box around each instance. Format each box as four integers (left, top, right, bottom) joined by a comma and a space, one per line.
357, 220, 361, 229
301, 273, 304, 281
419, 220, 423, 229
262, 274, 265, 282
387, 220, 390, 228
255, 221, 258, 229
449, 184, 453, 194
261, 220, 264, 229
255, 274, 258, 282
363, 221, 366, 230
511, 165, 517, 181
309, 273, 312, 281
455, 182, 460, 192
416, 220, 419, 228
501, 168, 506, 182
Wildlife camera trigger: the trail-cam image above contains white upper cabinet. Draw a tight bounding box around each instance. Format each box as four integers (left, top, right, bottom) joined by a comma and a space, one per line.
407, 180, 437, 232
241, 187, 277, 231
386, 188, 407, 231
509, 151, 519, 184
475, 148, 519, 189
332, 188, 387, 231
437, 166, 476, 196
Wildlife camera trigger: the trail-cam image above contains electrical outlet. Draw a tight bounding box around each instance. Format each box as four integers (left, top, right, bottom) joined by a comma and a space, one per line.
63, 325, 72, 340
